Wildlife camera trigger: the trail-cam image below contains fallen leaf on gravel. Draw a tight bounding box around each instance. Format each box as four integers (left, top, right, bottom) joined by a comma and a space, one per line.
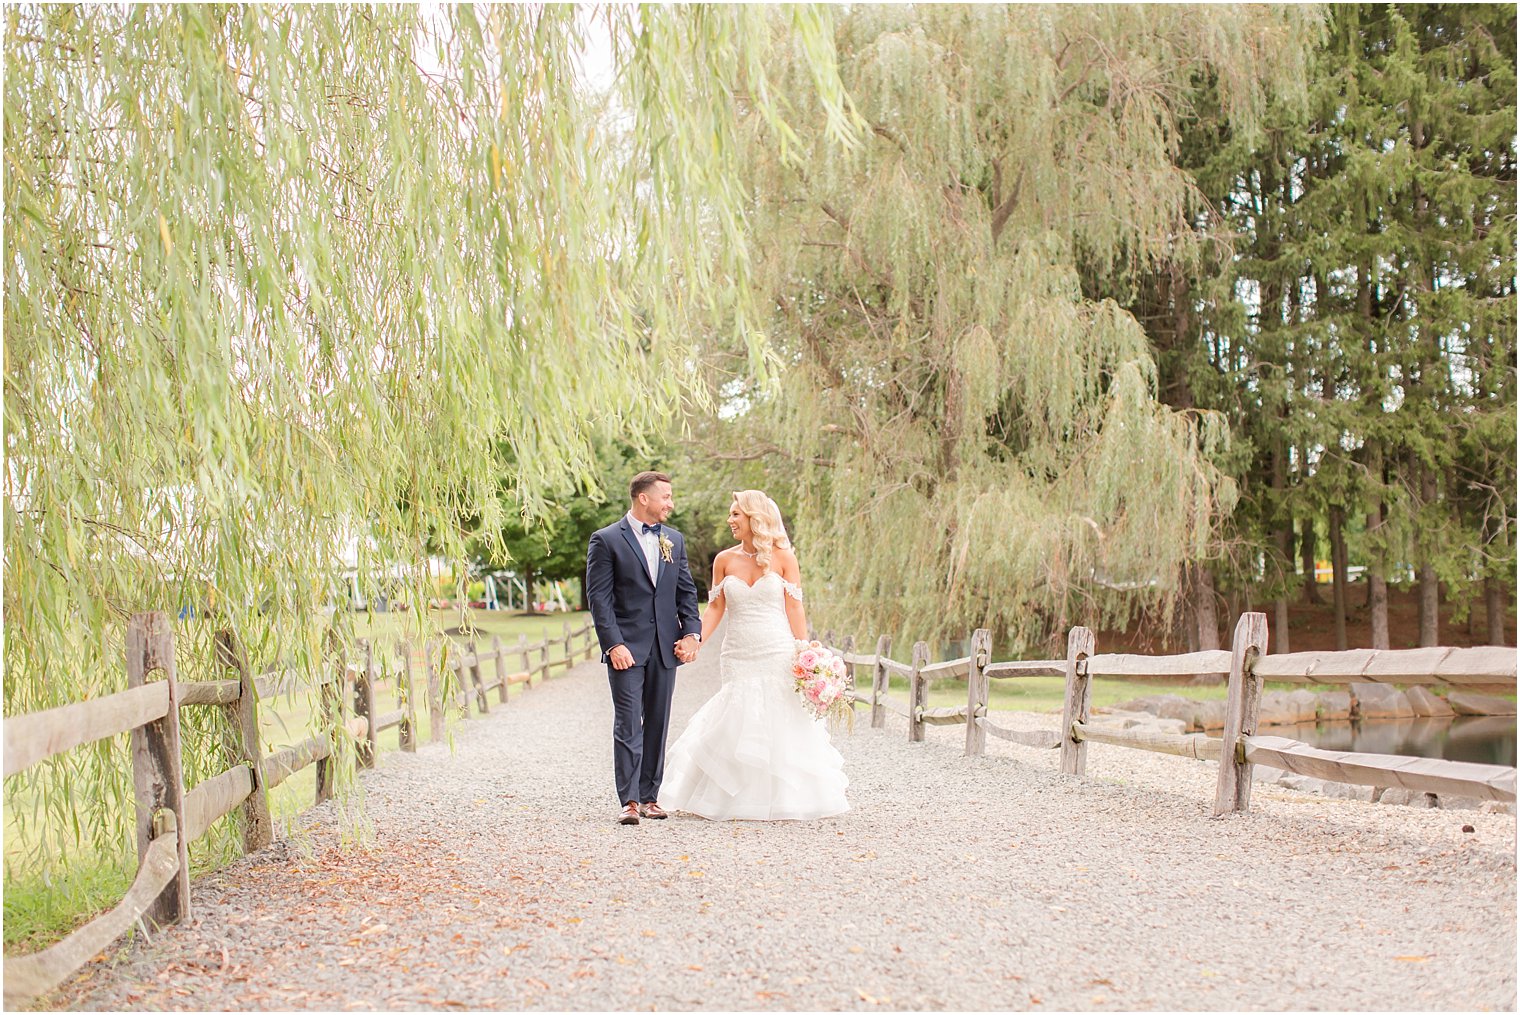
848, 946, 863, 954
1089, 978, 1114, 987
687, 965, 704, 972
358, 923, 388, 937
688, 870, 704, 877
642, 930, 658, 937
857, 989, 890, 1005
524, 978, 550, 991
1029, 996, 1043, 1005
1394, 955, 1433, 962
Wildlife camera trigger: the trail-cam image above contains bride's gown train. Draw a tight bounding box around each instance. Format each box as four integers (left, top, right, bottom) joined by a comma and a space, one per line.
659, 571, 849, 820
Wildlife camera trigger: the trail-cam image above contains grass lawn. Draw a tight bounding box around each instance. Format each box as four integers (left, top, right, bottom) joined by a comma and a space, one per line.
911, 673, 1232, 714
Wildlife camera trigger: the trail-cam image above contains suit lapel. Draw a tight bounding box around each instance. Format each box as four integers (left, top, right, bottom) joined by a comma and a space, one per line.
617, 519, 656, 589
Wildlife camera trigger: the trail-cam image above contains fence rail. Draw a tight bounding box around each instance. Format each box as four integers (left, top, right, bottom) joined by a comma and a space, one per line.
824, 613, 1516, 819
1, 612, 599, 1007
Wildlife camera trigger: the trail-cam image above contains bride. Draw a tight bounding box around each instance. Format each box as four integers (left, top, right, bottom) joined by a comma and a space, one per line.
659, 491, 849, 821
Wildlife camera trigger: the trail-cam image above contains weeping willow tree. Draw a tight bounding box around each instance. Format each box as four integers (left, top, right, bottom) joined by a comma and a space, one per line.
696, 5, 1322, 652
3, 4, 848, 922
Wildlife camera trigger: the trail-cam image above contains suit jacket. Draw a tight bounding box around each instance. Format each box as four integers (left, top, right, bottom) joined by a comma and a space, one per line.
586, 516, 701, 670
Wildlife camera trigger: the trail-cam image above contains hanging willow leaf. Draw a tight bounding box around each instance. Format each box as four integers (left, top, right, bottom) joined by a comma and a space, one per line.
3, 3, 850, 902
689, 5, 1319, 654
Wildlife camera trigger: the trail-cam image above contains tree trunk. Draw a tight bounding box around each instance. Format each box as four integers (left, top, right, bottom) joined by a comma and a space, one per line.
1179, 562, 1199, 654
1191, 564, 1220, 653
1329, 505, 1348, 651
1365, 443, 1390, 650
1300, 514, 1324, 604
1486, 575, 1508, 646
1417, 465, 1439, 647
1271, 437, 1291, 654
522, 565, 536, 613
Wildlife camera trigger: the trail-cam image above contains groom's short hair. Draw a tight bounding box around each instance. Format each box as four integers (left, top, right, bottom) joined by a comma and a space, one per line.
629, 471, 672, 501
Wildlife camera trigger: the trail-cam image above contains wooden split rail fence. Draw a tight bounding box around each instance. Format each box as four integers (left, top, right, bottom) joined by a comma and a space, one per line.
1, 612, 599, 1007
823, 612, 1516, 816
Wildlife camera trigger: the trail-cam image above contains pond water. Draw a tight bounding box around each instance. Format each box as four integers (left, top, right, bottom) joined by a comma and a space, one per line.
1262, 714, 1517, 767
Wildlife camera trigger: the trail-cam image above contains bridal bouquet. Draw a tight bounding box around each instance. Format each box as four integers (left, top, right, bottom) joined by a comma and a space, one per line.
792, 640, 853, 728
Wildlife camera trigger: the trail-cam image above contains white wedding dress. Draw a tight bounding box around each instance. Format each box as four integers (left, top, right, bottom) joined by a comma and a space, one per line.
659, 572, 849, 821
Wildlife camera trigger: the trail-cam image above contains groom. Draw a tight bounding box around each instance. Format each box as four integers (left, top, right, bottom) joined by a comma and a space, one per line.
585, 471, 702, 825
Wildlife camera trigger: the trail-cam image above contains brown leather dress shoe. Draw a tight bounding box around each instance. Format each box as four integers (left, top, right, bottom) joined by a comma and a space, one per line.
640, 801, 668, 820
618, 802, 640, 825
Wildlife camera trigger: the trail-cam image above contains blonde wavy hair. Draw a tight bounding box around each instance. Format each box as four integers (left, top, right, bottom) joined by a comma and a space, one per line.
732, 490, 791, 573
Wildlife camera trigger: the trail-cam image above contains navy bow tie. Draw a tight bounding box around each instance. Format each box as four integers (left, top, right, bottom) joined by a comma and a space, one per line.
641, 522, 661, 535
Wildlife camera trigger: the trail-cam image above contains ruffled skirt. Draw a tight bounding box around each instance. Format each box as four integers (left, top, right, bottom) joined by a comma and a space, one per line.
660, 657, 849, 821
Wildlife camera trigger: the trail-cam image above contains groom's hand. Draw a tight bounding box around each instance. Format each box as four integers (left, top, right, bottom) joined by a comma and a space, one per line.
608, 645, 635, 670
674, 635, 699, 663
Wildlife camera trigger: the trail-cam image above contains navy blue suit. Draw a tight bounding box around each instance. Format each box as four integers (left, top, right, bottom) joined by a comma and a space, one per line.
586, 516, 701, 806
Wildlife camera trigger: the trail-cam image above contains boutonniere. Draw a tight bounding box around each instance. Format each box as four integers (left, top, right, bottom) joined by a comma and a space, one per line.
658, 533, 674, 563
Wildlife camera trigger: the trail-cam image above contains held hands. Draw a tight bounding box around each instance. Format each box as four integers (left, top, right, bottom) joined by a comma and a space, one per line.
674, 635, 700, 664
608, 645, 635, 671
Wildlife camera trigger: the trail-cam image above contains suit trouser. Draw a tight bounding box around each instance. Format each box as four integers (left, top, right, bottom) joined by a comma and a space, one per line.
608, 654, 677, 805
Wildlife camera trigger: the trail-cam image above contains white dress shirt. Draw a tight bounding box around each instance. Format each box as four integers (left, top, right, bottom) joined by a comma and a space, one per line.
627, 511, 660, 582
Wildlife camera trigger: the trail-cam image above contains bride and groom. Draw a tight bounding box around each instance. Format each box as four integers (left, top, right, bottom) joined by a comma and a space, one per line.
584, 471, 848, 825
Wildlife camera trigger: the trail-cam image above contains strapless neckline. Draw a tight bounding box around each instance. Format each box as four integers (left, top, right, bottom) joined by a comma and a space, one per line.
718, 571, 783, 592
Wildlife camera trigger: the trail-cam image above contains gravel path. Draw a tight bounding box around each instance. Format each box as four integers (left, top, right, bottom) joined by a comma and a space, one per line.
51, 644, 1516, 1011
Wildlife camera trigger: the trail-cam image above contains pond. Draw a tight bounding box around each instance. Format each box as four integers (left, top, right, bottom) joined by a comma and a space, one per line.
1262, 714, 1517, 767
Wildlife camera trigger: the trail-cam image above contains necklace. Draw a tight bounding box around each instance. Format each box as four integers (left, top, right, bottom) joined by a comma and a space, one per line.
736, 545, 758, 557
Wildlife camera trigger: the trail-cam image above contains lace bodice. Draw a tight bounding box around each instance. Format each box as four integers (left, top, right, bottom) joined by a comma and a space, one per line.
707, 572, 799, 682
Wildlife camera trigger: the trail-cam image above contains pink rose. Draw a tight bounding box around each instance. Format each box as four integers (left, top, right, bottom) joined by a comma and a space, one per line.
797, 649, 819, 671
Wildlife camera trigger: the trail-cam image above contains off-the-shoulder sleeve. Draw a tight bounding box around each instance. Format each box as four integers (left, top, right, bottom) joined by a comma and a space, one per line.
781, 580, 803, 602
708, 583, 724, 603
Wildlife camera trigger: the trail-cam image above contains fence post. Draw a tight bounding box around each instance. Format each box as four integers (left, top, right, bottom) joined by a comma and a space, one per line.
907, 641, 929, 743
426, 640, 445, 742
965, 628, 991, 757
563, 620, 572, 666
1213, 611, 1270, 817
1058, 626, 1098, 776
397, 641, 417, 753
518, 635, 532, 686
354, 639, 377, 768
840, 634, 856, 714
314, 649, 343, 804
538, 637, 550, 685
451, 653, 469, 719
585, 621, 598, 661
493, 635, 509, 704
871, 635, 891, 729
128, 612, 190, 927
215, 629, 272, 852
470, 637, 489, 715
